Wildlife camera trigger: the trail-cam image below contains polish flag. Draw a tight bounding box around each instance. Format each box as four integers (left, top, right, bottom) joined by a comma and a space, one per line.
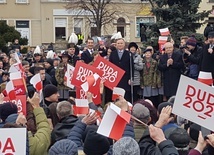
89, 109, 102, 126
159, 28, 170, 36
14, 52, 21, 63
158, 36, 168, 44
127, 102, 133, 111
112, 87, 125, 101
81, 73, 100, 92
5, 81, 16, 100
73, 99, 89, 116
198, 71, 213, 86
64, 64, 75, 89
97, 103, 131, 140
30, 73, 43, 92
10, 72, 26, 95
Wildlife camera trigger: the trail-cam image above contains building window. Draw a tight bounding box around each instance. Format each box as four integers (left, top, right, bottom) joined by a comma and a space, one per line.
74, 18, 83, 34
209, 0, 214, 2
136, 17, 155, 39
117, 18, 126, 37
55, 18, 67, 41
0, 0, 6, 3
16, 0, 28, 3
16, 21, 30, 41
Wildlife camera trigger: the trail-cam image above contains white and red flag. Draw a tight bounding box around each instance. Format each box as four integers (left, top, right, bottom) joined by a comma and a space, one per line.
30, 73, 43, 92
64, 64, 75, 89
198, 71, 213, 86
112, 87, 125, 101
73, 99, 89, 116
97, 103, 131, 140
10, 72, 26, 95
5, 81, 16, 100
159, 28, 170, 36
81, 73, 100, 93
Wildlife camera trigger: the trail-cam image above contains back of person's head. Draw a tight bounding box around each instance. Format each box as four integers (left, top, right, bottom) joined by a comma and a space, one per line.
165, 127, 190, 153
168, 96, 176, 104
56, 101, 72, 119
22, 60, 29, 66
49, 139, 78, 155
49, 102, 60, 127
0, 102, 18, 122
83, 126, 110, 155
113, 137, 140, 155
34, 66, 45, 74
132, 103, 150, 124
158, 102, 173, 115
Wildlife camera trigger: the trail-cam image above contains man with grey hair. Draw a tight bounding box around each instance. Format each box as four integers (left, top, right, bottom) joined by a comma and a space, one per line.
50, 101, 78, 146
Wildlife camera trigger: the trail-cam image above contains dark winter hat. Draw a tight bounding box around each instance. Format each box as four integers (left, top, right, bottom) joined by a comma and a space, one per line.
128, 42, 138, 50
165, 127, 190, 148
60, 51, 71, 59
83, 127, 110, 155
43, 84, 58, 98
157, 102, 173, 114
189, 123, 201, 141
208, 31, 214, 38
113, 137, 140, 155
0, 102, 18, 122
45, 58, 53, 66
186, 37, 197, 47
143, 48, 153, 53
49, 139, 78, 155
132, 103, 150, 123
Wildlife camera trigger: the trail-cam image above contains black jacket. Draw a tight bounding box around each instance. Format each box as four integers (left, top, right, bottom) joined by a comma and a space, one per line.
138, 128, 179, 155
46, 66, 57, 86
50, 115, 78, 146
81, 50, 93, 64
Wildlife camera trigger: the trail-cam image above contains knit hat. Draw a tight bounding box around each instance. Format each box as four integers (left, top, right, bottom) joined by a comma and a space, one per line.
45, 58, 53, 66
132, 103, 150, 123
208, 31, 214, 38
113, 137, 140, 155
189, 123, 201, 141
49, 139, 78, 155
43, 84, 58, 98
157, 102, 173, 114
128, 42, 138, 50
165, 127, 190, 148
83, 126, 110, 155
0, 102, 18, 122
186, 37, 197, 47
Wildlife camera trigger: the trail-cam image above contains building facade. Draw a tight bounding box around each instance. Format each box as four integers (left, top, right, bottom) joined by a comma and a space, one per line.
0, 0, 154, 47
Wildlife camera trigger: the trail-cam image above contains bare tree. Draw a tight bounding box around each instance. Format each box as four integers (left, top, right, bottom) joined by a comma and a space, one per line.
66, 0, 119, 36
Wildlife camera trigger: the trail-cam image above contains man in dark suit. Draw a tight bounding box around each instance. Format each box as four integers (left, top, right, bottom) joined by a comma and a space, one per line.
81, 38, 94, 64
109, 38, 134, 102
158, 42, 184, 100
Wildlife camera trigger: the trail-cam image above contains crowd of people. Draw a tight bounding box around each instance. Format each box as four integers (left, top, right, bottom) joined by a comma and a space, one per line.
0, 28, 214, 155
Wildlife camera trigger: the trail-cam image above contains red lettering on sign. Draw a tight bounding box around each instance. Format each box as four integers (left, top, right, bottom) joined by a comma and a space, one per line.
2, 138, 15, 153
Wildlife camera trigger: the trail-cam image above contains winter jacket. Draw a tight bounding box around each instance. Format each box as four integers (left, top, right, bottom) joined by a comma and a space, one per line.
50, 115, 78, 146
46, 66, 57, 86
188, 149, 201, 155
133, 53, 143, 86
138, 128, 179, 155
29, 107, 51, 155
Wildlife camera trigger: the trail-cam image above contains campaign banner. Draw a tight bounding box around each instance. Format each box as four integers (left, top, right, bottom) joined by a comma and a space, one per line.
0, 128, 26, 155
3, 95, 27, 116
76, 87, 101, 105
65, 64, 75, 89
92, 56, 125, 89
172, 75, 214, 131
71, 61, 103, 88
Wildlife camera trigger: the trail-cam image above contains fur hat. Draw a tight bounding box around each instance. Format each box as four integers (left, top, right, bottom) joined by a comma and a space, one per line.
49, 139, 78, 155
128, 42, 138, 50
186, 37, 197, 47
113, 137, 140, 155
34, 45, 42, 57
43, 84, 58, 98
0, 102, 18, 122
83, 126, 110, 155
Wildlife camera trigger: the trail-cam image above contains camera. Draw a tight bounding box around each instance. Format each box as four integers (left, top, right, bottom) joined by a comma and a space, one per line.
179, 45, 188, 50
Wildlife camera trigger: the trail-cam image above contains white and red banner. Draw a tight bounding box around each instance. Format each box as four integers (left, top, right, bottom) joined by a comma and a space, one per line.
10, 72, 26, 95
81, 73, 101, 94
0, 128, 26, 155
5, 81, 16, 100
64, 64, 75, 89
158, 36, 168, 53
198, 71, 213, 86
30, 73, 42, 92
3, 95, 27, 116
71, 61, 103, 88
97, 103, 131, 140
92, 56, 125, 89
172, 75, 214, 131
76, 87, 101, 105
112, 87, 125, 101
73, 99, 89, 116
159, 27, 170, 36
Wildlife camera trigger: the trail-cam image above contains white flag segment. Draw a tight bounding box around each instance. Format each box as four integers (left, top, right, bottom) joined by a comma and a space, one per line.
112, 87, 125, 100
6, 81, 16, 100
198, 71, 213, 86
81, 73, 100, 92
65, 64, 75, 89
30, 73, 42, 92
97, 103, 131, 140
14, 52, 21, 63
158, 36, 168, 43
159, 28, 170, 36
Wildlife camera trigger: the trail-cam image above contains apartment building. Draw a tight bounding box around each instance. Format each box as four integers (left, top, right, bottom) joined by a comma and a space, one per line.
0, 0, 154, 46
